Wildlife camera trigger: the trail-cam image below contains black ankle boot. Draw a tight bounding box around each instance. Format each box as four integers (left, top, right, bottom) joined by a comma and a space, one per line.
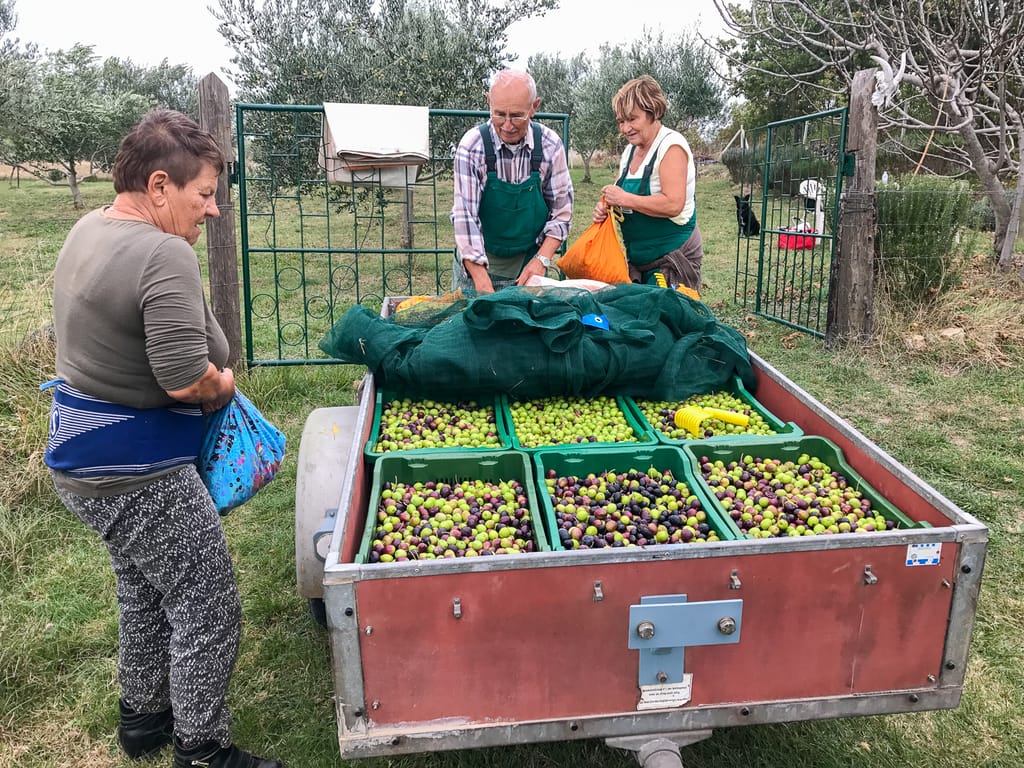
172, 736, 284, 768
117, 698, 174, 759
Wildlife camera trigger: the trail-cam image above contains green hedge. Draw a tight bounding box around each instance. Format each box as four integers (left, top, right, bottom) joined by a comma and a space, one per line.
875, 176, 976, 303
721, 144, 833, 192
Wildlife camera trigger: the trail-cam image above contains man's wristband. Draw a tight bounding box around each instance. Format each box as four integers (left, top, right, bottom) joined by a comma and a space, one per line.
535, 254, 551, 268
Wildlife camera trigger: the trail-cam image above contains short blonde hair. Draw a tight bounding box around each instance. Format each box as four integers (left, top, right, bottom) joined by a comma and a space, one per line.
612, 75, 668, 123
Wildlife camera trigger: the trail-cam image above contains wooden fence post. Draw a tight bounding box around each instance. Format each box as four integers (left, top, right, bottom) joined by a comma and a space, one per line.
198, 73, 243, 368
826, 68, 878, 348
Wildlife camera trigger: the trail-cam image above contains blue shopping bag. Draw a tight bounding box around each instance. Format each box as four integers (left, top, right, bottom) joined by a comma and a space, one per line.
197, 389, 286, 515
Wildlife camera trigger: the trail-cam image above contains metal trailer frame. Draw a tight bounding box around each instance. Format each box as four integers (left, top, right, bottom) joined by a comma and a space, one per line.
295, 346, 986, 760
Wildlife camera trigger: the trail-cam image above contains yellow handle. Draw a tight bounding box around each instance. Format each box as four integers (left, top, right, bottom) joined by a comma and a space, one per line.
702, 407, 750, 428
673, 406, 750, 437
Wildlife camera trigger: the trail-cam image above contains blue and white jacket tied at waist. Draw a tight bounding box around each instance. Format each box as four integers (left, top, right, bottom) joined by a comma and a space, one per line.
43, 380, 203, 477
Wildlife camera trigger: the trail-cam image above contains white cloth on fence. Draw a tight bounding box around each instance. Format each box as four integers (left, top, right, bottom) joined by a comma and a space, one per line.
321, 103, 430, 186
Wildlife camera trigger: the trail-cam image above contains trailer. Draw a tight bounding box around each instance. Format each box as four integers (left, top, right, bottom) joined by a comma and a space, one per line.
294, 339, 986, 762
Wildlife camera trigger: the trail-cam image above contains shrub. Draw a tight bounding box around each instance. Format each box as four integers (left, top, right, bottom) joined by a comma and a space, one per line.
767, 145, 832, 195
721, 143, 834, 194
875, 175, 976, 303
968, 195, 996, 232
966, 189, 1020, 233
720, 146, 759, 186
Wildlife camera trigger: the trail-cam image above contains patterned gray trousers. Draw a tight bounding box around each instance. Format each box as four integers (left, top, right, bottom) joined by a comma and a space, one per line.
52, 465, 240, 748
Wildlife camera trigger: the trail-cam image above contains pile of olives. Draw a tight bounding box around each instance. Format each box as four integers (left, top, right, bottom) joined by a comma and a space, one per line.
508, 396, 639, 448
372, 397, 501, 453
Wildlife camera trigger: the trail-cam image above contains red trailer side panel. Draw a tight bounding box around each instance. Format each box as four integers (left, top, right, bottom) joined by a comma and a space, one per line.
354, 542, 956, 726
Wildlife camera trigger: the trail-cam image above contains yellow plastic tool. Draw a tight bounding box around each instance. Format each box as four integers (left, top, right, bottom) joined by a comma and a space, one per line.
673, 406, 750, 438
650, 271, 701, 301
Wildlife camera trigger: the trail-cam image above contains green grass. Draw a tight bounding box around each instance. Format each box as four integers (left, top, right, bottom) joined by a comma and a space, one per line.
2, 163, 1023, 768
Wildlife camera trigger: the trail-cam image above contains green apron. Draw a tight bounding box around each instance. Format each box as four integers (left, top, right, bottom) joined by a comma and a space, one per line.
616, 139, 695, 267
477, 123, 549, 279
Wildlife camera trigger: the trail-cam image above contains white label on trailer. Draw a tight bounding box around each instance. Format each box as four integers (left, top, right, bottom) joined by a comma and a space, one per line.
906, 542, 941, 566
637, 674, 693, 710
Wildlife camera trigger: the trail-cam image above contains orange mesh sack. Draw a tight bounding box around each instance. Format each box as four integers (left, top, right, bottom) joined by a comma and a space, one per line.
556, 204, 629, 283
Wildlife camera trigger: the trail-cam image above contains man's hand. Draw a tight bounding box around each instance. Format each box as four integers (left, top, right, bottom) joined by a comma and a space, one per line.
516, 256, 548, 286
464, 260, 495, 294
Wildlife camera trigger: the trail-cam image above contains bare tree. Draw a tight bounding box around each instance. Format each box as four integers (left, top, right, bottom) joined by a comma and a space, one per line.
709, 0, 1024, 276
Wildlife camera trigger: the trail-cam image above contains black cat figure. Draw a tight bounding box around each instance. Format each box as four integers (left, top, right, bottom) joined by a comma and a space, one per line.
734, 194, 761, 237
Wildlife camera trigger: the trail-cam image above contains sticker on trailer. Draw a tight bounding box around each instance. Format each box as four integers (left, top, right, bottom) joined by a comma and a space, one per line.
906, 542, 941, 566
637, 674, 692, 710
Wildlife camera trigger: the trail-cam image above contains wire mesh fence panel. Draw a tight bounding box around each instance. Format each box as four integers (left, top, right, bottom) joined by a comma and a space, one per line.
235, 105, 569, 366
729, 109, 847, 337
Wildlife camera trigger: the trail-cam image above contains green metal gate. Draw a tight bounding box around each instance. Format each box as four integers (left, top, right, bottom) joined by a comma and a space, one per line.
234, 104, 569, 366
733, 108, 848, 337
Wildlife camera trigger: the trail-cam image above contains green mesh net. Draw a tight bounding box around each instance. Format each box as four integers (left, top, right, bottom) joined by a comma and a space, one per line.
389, 291, 471, 328
319, 284, 755, 401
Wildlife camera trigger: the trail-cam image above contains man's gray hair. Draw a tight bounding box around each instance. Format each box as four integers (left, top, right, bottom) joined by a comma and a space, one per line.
489, 69, 537, 101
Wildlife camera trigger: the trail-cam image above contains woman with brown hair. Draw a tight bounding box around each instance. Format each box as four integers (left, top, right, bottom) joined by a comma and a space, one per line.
593, 75, 703, 292
46, 109, 282, 768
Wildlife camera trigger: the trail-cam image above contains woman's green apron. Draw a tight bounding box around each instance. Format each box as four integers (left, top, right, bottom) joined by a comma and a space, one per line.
476, 123, 549, 280
616, 137, 695, 278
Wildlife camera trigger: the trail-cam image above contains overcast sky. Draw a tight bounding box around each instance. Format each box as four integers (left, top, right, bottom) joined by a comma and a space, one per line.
13, 0, 729, 92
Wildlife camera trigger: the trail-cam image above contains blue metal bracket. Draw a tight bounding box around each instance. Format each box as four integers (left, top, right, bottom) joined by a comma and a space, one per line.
628, 594, 743, 686
312, 507, 338, 563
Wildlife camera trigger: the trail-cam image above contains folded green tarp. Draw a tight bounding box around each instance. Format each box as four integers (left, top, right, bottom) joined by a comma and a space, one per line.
319, 283, 756, 401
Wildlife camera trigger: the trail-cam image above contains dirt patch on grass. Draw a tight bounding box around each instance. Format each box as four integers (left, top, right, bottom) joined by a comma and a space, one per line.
0, 719, 119, 768
0, 232, 34, 254
0, 163, 112, 182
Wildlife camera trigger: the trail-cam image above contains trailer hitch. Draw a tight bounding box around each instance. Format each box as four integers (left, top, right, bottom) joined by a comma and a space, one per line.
628, 593, 743, 708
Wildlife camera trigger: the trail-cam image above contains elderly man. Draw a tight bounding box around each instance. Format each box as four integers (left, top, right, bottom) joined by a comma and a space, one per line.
450, 69, 574, 294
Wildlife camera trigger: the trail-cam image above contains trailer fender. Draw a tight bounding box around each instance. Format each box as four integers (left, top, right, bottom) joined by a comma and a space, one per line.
295, 405, 360, 600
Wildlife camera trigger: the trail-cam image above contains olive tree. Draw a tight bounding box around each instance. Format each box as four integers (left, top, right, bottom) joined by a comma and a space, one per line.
621, 31, 729, 141
1, 44, 149, 207
100, 57, 199, 118
541, 34, 727, 183
528, 51, 588, 118
0, 0, 32, 121
711, 0, 1024, 274
0, 0, 14, 49
569, 45, 630, 183
213, 0, 557, 109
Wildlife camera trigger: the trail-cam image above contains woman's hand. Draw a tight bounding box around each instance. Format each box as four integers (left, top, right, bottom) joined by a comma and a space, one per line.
601, 184, 629, 209
202, 367, 235, 414
167, 362, 235, 412
593, 198, 608, 223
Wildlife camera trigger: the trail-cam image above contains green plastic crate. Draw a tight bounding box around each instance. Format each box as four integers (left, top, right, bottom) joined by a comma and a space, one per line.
626, 376, 802, 445
503, 394, 657, 454
364, 390, 512, 462
681, 435, 928, 538
356, 450, 551, 564
531, 444, 741, 551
